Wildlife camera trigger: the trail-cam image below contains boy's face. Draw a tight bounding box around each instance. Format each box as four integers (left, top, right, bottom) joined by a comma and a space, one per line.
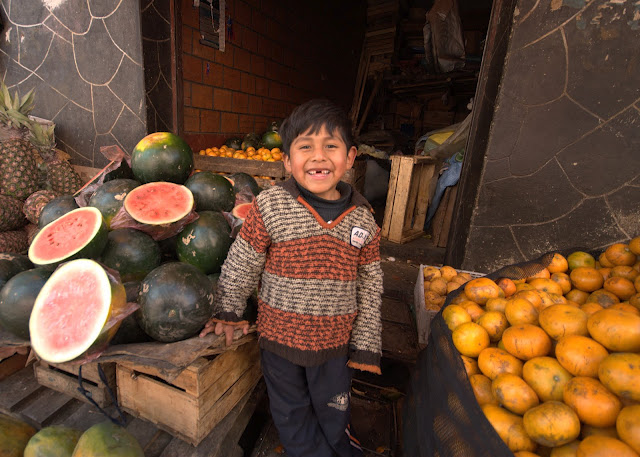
284, 125, 356, 200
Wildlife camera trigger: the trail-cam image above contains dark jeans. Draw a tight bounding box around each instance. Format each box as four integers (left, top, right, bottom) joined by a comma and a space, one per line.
260, 349, 363, 457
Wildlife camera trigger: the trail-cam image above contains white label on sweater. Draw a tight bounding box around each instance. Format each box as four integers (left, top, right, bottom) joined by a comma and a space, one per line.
350, 227, 370, 248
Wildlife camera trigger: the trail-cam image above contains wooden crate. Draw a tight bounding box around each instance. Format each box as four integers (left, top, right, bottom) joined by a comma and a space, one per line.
34, 360, 117, 407
116, 339, 262, 446
430, 183, 459, 248
0, 351, 29, 381
381, 155, 437, 243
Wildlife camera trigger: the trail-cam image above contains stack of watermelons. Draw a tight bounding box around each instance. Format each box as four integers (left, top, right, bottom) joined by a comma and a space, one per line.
0, 131, 261, 367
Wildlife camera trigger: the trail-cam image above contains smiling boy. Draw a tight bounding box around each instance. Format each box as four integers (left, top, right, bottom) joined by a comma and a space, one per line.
201, 99, 383, 457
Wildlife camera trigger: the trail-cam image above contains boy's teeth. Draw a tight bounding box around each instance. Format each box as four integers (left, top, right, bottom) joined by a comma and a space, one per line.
309, 170, 329, 175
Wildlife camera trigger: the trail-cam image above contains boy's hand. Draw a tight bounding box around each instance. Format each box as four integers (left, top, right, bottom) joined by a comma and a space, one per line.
200, 320, 249, 346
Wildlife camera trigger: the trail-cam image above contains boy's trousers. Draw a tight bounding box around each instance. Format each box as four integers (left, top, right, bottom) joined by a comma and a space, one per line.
260, 349, 363, 457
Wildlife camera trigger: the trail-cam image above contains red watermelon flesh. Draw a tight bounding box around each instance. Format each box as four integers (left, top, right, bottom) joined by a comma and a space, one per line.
29, 207, 107, 266
124, 182, 194, 225
231, 203, 253, 220
30, 259, 126, 363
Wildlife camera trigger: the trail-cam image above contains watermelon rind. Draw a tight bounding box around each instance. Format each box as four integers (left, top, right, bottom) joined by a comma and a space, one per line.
29, 207, 108, 267
29, 259, 126, 363
123, 182, 194, 225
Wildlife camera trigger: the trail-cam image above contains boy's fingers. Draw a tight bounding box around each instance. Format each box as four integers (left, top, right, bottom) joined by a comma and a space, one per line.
214, 322, 224, 336
225, 326, 235, 346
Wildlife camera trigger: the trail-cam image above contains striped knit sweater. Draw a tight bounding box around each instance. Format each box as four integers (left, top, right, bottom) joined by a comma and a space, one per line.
213, 178, 384, 374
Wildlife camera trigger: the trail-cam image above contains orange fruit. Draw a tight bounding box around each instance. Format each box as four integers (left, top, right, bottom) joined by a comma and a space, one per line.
587, 308, 640, 352
515, 282, 535, 292
598, 353, 640, 402
598, 267, 612, 281
528, 278, 563, 295
482, 404, 538, 453
502, 325, 552, 360
563, 377, 622, 428
485, 297, 508, 313
570, 267, 604, 292
505, 297, 539, 326
605, 243, 637, 266
469, 373, 499, 406
439, 265, 457, 282
452, 322, 490, 357
603, 276, 636, 300
599, 252, 615, 268
567, 251, 596, 270
636, 275, 640, 292
539, 304, 588, 340
446, 281, 461, 294
576, 435, 638, 457
611, 265, 639, 281
629, 237, 640, 255
550, 272, 572, 294
610, 303, 640, 315
478, 347, 523, 379
423, 266, 441, 280
513, 289, 544, 310
522, 356, 572, 402
429, 277, 448, 296
496, 277, 517, 297
580, 301, 604, 316
460, 354, 480, 376
549, 441, 580, 457
460, 301, 485, 321
586, 289, 620, 307
616, 405, 640, 454
547, 253, 569, 273
442, 305, 471, 331
566, 288, 589, 305
527, 266, 551, 280
523, 401, 581, 447
580, 424, 618, 439
476, 311, 509, 342
464, 277, 503, 305
555, 335, 608, 377
492, 373, 539, 415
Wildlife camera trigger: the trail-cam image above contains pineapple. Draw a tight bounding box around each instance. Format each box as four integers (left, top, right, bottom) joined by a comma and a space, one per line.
23, 223, 40, 245
29, 121, 83, 195
22, 189, 58, 225
0, 82, 40, 200
0, 230, 29, 253
0, 195, 28, 231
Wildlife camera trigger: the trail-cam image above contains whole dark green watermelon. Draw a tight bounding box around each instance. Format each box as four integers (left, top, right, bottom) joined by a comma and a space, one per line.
225, 137, 242, 149
0, 267, 52, 340
176, 211, 232, 274
100, 229, 161, 282
0, 253, 32, 290
89, 179, 140, 228
136, 262, 214, 342
184, 171, 235, 212
228, 172, 261, 196
241, 133, 260, 151
38, 196, 79, 228
131, 132, 194, 184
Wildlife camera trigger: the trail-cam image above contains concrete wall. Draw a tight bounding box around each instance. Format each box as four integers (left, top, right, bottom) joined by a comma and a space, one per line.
461, 0, 640, 273
0, 0, 148, 168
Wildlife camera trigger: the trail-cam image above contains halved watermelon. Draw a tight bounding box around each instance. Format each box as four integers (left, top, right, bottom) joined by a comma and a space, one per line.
231, 202, 253, 221
29, 259, 126, 363
123, 182, 194, 225
29, 207, 108, 267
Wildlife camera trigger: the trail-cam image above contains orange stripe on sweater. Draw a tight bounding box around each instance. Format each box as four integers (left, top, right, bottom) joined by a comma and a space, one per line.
257, 300, 356, 351
265, 235, 359, 280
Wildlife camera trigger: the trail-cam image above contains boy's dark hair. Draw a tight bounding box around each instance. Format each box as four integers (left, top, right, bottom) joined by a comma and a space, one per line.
279, 99, 355, 155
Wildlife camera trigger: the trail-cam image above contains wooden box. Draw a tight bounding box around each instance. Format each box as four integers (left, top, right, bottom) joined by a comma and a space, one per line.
430, 184, 459, 248
34, 360, 117, 407
116, 340, 262, 446
381, 155, 437, 243
0, 351, 29, 381
194, 155, 287, 188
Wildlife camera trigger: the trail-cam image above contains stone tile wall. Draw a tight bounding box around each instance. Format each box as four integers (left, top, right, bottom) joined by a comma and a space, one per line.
462, 0, 640, 273
0, 0, 147, 168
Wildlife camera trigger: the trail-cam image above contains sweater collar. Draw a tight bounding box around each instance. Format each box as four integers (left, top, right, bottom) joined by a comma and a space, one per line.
278, 177, 372, 210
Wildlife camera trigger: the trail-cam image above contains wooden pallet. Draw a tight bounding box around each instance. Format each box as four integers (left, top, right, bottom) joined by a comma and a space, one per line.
0, 364, 266, 457
34, 360, 117, 408
381, 155, 437, 244
117, 339, 262, 446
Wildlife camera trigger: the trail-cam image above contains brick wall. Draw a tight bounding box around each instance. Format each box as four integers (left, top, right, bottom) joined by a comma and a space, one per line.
180, 0, 365, 152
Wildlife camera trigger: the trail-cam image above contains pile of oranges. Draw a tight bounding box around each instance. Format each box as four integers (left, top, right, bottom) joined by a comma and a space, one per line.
198, 145, 283, 162
443, 238, 640, 456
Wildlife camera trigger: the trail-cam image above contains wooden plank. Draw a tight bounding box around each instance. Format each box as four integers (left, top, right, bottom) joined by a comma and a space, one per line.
126, 417, 167, 450
18, 387, 75, 427
194, 155, 286, 178
381, 156, 402, 238
355, 74, 383, 137
412, 163, 437, 232
0, 352, 29, 381
41, 360, 116, 385
34, 362, 114, 408
387, 158, 415, 243
403, 168, 421, 231
0, 366, 43, 412
437, 184, 458, 248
